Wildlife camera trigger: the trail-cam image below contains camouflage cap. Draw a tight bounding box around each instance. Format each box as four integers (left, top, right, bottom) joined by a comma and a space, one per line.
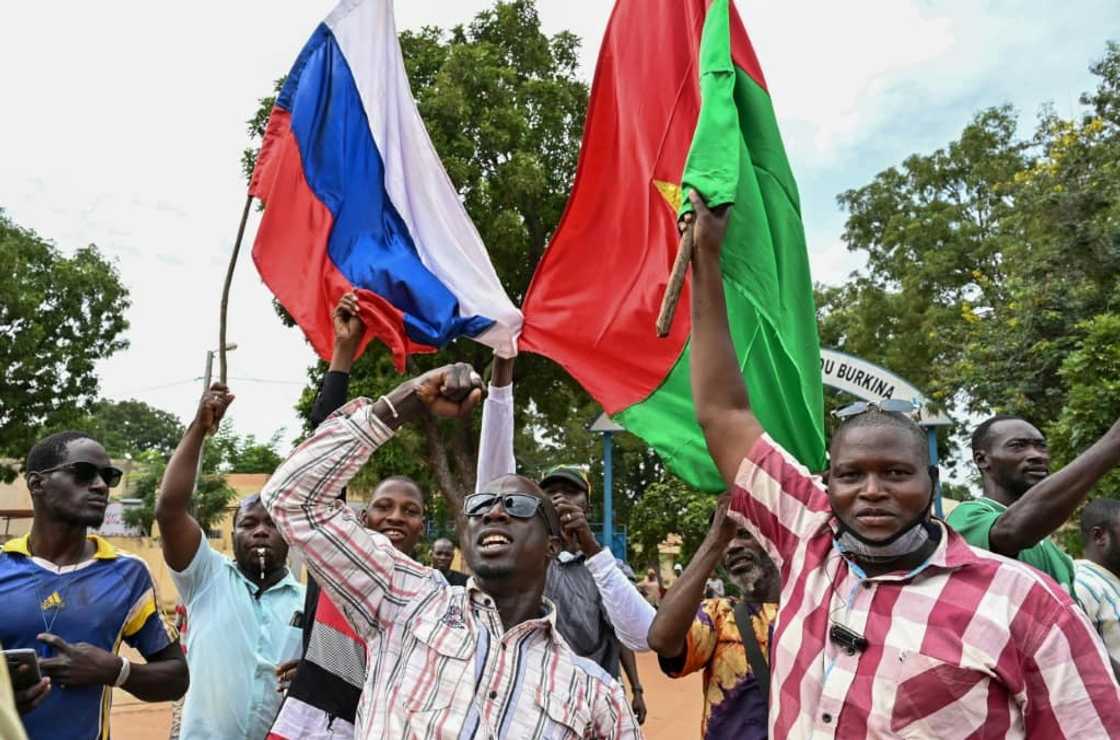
538, 464, 592, 496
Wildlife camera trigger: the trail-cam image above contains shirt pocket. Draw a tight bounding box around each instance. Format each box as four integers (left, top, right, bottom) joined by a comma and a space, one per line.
399, 613, 474, 714
536, 691, 593, 740
888, 650, 999, 738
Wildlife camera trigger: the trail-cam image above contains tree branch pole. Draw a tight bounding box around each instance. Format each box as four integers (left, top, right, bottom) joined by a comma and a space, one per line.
655, 222, 694, 338
218, 194, 254, 384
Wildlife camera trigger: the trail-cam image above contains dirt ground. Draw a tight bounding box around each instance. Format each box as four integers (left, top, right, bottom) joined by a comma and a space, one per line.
108, 650, 703, 739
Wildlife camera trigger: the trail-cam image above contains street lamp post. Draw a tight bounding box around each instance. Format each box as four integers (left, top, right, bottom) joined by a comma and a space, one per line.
589, 412, 626, 559
193, 343, 238, 494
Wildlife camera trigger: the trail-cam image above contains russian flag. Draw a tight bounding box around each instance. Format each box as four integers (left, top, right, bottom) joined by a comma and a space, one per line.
249, 0, 522, 370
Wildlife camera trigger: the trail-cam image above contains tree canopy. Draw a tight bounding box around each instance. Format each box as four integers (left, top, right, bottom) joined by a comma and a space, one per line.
63, 399, 184, 459
820, 42, 1120, 494
123, 419, 286, 534
0, 211, 131, 481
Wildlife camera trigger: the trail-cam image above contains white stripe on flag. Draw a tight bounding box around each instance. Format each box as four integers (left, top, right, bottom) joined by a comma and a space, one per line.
326, 0, 523, 357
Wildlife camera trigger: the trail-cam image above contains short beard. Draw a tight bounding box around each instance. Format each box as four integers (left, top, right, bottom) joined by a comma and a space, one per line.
728, 569, 762, 600
729, 560, 778, 601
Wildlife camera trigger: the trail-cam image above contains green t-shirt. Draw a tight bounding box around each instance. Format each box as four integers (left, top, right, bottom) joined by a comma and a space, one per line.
946, 497, 1075, 592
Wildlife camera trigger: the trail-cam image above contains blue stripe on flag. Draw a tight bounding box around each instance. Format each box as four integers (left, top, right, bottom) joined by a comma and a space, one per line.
281, 24, 496, 347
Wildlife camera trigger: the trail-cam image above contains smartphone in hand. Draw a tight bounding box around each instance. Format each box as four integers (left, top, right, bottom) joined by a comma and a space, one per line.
4, 649, 41, 691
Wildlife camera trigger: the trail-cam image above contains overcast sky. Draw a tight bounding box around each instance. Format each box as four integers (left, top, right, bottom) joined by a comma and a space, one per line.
1, 1, 1117, 454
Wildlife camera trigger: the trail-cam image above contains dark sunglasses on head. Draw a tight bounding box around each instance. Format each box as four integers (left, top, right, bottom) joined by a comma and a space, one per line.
464, 492, 544, 520
33, 461, 124, 488
832, 399, 920, 420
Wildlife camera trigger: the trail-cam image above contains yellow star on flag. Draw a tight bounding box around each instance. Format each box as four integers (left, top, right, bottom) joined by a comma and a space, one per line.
653, 180, 683, 213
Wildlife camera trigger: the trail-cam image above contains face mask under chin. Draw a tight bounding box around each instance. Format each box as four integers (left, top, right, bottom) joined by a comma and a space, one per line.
836, 518, 935, 563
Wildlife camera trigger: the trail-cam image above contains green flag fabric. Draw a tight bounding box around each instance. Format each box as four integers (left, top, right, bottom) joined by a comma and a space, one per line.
615, 0, 826, 488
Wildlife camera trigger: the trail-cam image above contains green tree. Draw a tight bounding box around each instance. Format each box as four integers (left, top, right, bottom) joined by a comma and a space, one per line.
122, 450, 237, 536
627, 478, 716, 568
244, 1, 591, 525
205, 420, 285, 475
821, 105, 1027, 413
0, 211, 130, 480
64, 399, 184, 459
820, 43, 1120, 477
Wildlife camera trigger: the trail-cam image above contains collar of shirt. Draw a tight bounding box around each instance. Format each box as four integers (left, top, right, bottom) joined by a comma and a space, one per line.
2, 533, 118, 560
463, 576, 564, 645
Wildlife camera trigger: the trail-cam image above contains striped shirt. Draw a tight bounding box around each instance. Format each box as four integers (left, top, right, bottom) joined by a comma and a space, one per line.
732, 434, 1120, 738
1074, 559, 1120, 664
261, 398, 641, 740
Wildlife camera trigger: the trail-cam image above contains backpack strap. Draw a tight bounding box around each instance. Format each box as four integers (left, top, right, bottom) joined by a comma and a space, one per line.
733, 599, 771, 715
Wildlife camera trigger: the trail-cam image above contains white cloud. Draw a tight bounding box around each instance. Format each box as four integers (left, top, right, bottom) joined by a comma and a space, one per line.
0, 0, 1116, 453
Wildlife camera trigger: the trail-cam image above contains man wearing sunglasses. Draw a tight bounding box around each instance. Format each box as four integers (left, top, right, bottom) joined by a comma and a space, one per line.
262, 363, 640, 739
0, 432, 188, 740
686, 189, 1120, 737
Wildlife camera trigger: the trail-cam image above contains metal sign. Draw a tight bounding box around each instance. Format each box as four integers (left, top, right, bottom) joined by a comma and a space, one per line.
821, 348, 951, 427
589, 412, 625, 434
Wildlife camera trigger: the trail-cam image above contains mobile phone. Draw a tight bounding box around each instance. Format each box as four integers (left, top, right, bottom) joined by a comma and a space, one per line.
4, 649, 41, 691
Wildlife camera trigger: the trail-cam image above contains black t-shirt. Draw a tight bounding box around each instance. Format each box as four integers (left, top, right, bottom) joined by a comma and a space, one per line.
443, 569, 470, 587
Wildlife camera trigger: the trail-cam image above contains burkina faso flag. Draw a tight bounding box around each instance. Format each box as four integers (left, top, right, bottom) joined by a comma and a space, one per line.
521, 0, 825, 491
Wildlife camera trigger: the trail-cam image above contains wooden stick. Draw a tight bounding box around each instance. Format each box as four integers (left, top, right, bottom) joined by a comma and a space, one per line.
219, 194, 254, 385
655, 223, 694, 337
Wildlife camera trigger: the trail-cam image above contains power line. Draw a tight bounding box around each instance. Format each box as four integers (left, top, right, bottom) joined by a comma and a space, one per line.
113, 378, 200, 395
225, 376, 304, 387
111, 375, 305, 397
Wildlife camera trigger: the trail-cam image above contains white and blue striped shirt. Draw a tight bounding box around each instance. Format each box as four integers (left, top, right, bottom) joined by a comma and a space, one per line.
1074, 559, 1120, 663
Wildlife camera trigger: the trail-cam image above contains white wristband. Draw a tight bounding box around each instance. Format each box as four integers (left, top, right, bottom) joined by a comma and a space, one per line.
378, 394, 399, 419
114, 657, 131, 687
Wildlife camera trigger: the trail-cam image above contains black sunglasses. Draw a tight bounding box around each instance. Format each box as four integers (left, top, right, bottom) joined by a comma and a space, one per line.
33, 462, 124, 489
832, 399, 920, 420
464, 492, 545, 520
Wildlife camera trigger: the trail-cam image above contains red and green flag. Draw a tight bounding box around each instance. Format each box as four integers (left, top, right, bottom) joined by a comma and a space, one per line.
521, 0, 825, 491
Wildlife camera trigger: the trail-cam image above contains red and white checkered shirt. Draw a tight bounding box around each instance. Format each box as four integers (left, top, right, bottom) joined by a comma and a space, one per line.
732, 433, 1120, 739
261, 399, 640, 740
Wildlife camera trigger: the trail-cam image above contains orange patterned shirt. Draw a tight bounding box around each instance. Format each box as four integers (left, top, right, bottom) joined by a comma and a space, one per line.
659, 597, 776, 739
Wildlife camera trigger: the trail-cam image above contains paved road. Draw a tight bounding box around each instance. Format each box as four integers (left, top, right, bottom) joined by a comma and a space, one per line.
109, 649, 704, 739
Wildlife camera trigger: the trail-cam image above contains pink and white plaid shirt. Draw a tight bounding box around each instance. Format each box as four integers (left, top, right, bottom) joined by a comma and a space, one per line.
733, 433, 1120, 738
261, 399, 641, 740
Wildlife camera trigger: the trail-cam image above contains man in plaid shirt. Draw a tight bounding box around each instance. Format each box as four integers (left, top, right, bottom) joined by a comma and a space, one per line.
684, 189, 1120, 738
262, 364, 640, 739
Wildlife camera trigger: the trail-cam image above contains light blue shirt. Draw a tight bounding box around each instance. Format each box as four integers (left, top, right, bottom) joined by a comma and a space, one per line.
171, 540, 305, 740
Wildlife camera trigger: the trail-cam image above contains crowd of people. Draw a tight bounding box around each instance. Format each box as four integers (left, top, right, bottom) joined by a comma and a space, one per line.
4, 194, 1120, 738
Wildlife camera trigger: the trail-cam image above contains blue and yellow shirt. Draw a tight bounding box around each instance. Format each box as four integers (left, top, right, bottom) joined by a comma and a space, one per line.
0, 534, 176, 740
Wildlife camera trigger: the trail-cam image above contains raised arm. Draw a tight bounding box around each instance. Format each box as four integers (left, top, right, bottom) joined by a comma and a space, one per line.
686, 192, 763, 489
309, 292, 364, 427
261, 364, 483, 637
553, 499, 656, 652
155, 385, 234, 572
647, 495, 737, 659
989, 419, 1120, 556
475, 355, 517, 500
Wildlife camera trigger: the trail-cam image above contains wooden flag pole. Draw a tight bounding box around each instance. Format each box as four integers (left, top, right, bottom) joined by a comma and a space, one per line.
218, 194, 254, 385
655, 222, 694, 337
